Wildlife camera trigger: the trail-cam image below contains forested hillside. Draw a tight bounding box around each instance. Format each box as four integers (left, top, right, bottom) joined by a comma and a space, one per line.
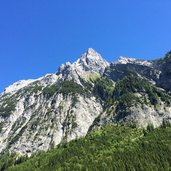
1, 124, 171, 171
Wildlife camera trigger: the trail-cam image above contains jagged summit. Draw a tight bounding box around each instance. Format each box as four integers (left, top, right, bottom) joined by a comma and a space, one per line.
80, 48, 103, 61
87, 47, 95, 52
1, 49, 171, 157
57, 48, 109, 82
75, 48, 109, 72
86, 48, 98, 55
118, 56, 137, 64
1, 48, 108, 95
114, 56, 152, 67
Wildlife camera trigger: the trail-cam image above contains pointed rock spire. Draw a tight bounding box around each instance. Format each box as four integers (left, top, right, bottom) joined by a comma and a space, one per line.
56, 48, 109, 82
75, 48, 109, 73
86, 48, 98, 55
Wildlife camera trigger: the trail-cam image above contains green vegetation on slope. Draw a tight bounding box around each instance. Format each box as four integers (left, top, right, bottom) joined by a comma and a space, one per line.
1, 125, 171, 171
113, 72, 171, 106
93, 77, 114, 103
0, 95, 16, 118
43, 80, 89, 98
92, 73, 171, 110
91, 73, 171, 121
108, 73, 171, 120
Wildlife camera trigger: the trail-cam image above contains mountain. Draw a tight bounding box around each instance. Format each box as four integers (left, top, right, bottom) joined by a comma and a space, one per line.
56, 48, 109, 84
0, 48, 171, 157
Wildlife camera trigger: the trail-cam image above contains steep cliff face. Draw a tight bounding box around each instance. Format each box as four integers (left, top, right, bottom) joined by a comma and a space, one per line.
1, 49, 171, 156
90, 73, 171, 130
104, 52, 171, 93
155, 51, 171, 92
104, 57, 159, 84
56, 48, 109, 85
0, 90, 102, 156
0, 48, 105, 156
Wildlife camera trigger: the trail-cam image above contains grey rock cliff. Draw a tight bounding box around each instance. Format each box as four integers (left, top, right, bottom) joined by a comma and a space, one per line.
1, 49, 171, 156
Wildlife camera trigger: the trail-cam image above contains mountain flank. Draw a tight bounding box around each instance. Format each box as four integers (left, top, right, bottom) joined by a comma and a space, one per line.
0, 48, 171, 157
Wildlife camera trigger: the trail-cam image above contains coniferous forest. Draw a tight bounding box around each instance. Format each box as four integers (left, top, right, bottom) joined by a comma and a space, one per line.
0, 124, 171, 171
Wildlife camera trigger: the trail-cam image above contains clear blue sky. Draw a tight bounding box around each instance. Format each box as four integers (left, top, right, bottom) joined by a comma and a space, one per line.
0, 0, 171, 92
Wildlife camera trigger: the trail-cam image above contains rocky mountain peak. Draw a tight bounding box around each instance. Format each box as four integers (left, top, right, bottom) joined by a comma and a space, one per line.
1, 49, 171, 158
86, 48, 99, 56
118, 56, 137, 64
74, 48, 109, 73
57, 48, 109, 82
115, 56, 152, 67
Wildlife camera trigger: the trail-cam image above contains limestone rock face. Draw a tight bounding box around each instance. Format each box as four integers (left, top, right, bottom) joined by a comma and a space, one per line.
0, 48, 105, 156
0, 92, 102, 156
56, 48, 109, 85
1, 49, 171, 156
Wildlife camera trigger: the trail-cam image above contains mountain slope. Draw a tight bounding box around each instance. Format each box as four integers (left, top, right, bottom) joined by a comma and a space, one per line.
91, 73, 171, 129
0, 48, 107, 156
0, 48, 171, 157
2, 125, 171, 171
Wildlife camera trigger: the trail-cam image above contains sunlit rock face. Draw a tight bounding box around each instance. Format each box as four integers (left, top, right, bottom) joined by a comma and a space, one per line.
0, 48, 106, 156
56, 48, 109, 85
1, 49, 171, 156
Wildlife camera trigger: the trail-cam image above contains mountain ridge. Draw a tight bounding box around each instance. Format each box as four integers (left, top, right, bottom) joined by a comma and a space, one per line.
0, 48, 171, 156
1, 48, 158, 95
